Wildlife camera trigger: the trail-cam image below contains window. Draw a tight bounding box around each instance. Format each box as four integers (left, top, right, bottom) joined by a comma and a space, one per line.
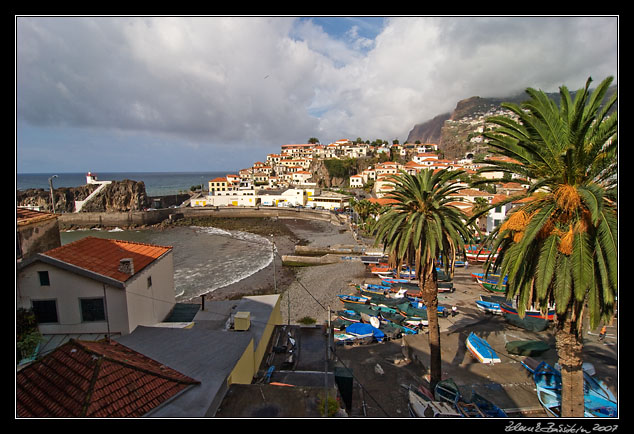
38, 271, 50, 286
32, 300, 58, 323
80, 298, 106, 322
147, 276, 153, 288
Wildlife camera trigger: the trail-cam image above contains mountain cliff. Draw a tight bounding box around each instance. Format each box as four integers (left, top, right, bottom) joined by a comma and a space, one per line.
406, 85, 617, 160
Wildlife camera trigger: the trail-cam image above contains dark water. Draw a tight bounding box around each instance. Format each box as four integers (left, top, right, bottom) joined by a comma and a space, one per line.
16, 171, 230, 197
61, 225, 273, 301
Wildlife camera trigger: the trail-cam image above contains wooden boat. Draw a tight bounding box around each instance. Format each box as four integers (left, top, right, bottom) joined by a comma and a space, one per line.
435, 379, 506, 417
502, 310, 550, 332
470, 392, 508, 417
528, 360, 617, 417
337, 294, 370, 304
471, 272, 506, 282
475, 295, 507, 315
500, 302, 555, 321
476, 277, 507, 293
505, 340, 550, 357
408, 385, 461, 418
337, 309, 362, 323
475, 300, 502, 315
466, 332, 501, 364
345, 322, 385, 342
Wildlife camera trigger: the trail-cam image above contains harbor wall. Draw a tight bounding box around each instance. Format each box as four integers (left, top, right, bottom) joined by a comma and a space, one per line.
57, 206, 346, 228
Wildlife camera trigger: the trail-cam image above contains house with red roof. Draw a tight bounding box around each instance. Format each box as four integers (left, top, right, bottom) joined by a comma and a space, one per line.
16, 236, 175, 337
16, 338, 200, 417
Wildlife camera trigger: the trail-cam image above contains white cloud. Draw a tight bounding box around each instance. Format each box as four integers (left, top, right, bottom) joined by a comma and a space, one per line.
16, 16, 618, 171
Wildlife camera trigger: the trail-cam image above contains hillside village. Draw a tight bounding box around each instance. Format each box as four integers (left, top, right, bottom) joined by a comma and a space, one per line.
192, 136, 528, 236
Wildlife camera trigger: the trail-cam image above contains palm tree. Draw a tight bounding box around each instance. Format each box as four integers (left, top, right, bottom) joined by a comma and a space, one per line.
475, 77, 617, 417
373, 169, 476, 389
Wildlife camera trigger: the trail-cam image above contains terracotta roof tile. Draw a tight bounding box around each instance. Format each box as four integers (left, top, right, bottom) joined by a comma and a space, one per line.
17, 208, 58, 226
17, 339, 199, 417
42, 237, 172, 283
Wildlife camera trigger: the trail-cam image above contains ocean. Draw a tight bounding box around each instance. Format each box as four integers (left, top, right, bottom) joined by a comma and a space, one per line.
17, 171, 274, 302
60, 226, 274, 302
16, 171, 231, 197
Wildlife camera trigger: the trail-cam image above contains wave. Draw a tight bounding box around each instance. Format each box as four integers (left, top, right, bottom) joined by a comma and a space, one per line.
174, 226, 274, 301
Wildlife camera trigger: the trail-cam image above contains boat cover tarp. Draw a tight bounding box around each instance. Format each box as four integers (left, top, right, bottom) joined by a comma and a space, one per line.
505, 340, 550, 356
345, 322, 385, 342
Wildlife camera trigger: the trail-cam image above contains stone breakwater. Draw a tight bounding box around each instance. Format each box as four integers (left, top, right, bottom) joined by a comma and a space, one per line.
55, 206, 345, 229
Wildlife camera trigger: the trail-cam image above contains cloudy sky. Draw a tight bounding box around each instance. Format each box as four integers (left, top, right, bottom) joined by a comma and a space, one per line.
16, 16, 618, 173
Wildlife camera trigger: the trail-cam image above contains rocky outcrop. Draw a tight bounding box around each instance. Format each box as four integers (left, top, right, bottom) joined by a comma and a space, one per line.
17, 180, 150, 213
79, 180, 149, 212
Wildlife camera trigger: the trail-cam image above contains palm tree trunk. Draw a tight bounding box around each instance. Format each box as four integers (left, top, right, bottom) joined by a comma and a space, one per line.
420, 265, 442, 390
555, 309, 585, 417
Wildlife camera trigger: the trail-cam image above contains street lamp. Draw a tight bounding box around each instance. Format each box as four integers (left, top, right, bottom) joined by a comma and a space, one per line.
48, 175, 58, 213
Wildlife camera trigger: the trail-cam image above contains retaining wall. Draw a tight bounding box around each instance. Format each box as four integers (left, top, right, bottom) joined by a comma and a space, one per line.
57, 206, 346, 228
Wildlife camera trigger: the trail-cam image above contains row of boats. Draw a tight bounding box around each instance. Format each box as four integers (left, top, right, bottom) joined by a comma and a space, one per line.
334, 254, 617, 418
407, 357, 618, 418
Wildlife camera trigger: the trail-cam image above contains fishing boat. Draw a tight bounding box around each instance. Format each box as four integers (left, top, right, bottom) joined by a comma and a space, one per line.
337, 294, 370, 304
475, 294, 507, 315
381, 278, 454, 293
527, 360, 617, 417
435, 379, 506, 417
345, 322, 385, 343
471, 272, 507, 282
337, 309, 363, 323
434, 379, 483, 417
476, 277, 507, 293
469, 391, 508, 417
408, 385, 461, 418
464, 245, 498, 263
500, 302, 555, 321
466, 332, 501, 364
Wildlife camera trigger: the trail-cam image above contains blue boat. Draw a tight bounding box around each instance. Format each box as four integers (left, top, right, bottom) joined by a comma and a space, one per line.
466, 332, 501, 364
337, 294, 370, 304
434, 378, 506, 417
524, 360, 617, 417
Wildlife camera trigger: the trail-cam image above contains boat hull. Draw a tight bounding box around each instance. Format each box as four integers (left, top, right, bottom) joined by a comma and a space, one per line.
466, 332, 501, 364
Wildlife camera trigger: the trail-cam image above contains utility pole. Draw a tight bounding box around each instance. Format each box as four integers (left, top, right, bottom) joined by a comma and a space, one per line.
48, 175, 58, 213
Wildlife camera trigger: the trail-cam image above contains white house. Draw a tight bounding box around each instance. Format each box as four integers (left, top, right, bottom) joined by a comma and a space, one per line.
258, 188, 307, 207
16, 237, 175, 337
349, 174, 364, 188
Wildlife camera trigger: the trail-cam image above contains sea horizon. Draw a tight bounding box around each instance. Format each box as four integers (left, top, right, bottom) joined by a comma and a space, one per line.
16, 170, 236, 197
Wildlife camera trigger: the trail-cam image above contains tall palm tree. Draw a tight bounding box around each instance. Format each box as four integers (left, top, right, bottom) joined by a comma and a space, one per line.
475, 77, 617, 417
373, 169, 475, 389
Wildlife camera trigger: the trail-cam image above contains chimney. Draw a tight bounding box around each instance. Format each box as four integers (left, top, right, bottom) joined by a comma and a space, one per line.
119, 258, 134, 275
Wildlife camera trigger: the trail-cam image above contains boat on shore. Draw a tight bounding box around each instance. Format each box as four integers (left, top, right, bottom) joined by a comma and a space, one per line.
408, 385, 461, 418
475, 295, 507, 315
466, 332, 501, 364
476, 277, 507, 293
522, 359, 617, 417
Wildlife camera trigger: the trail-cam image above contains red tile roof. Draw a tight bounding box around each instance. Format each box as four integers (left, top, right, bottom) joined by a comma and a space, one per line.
16, 339, 199, 417
17, 208, 58, 226
42, 237, 172, 283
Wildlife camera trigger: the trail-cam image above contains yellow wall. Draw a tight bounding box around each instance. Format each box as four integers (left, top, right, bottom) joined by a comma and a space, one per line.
227, 340, 255, 385
226, 295, 282, 386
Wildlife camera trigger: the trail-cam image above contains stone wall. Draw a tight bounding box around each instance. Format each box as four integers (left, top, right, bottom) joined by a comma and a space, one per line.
57, 206, 345, 229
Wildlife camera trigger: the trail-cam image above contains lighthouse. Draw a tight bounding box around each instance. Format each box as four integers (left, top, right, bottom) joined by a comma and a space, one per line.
86, 172, 98, 184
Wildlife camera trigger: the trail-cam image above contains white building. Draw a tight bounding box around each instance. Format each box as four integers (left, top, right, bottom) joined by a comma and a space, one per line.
349, 174, 364, 188
307, 191, 351, 211
16, 237, 175, 337
258, 188, 308, 207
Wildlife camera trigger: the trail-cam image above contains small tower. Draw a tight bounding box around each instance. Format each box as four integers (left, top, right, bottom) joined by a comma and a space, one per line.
86, 172, 98, 184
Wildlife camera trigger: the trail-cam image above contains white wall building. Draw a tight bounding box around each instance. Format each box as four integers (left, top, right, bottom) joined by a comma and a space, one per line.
16, 237, 175, 337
